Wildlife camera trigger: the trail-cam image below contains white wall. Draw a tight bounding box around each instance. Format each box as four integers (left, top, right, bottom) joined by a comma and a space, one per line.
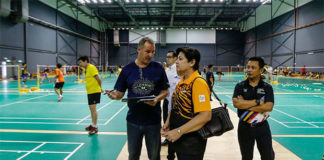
166, 29, 187, 43
129, 30, 158, 43
129, 29, 216, 44
187, 29, 216, 43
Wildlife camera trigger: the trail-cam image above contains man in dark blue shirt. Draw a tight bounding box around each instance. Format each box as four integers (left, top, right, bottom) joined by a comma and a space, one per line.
106, 37, 169, 160
232, 57, 275, 160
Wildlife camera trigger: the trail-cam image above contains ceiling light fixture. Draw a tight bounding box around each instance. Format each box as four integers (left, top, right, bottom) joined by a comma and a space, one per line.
262, 0, 271, 4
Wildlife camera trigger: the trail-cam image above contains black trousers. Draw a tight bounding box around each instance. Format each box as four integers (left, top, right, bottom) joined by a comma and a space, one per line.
162, 99, 176, 160
162, 99, 169, 123
238, 120, 275, 160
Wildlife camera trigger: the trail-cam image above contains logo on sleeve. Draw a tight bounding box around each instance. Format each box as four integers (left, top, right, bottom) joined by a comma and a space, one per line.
199, 95, 206, 102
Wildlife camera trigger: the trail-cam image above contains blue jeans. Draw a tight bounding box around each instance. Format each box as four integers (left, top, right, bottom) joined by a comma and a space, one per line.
127, 122, 161, 160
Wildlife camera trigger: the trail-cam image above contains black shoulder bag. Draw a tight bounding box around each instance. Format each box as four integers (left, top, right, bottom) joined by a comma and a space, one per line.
192, 77, 234, 139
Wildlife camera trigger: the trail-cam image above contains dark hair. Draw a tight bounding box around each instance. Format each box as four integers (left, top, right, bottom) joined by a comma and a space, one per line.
208, 64, 213, 69
248, 57, 265, 69
57, 63, 62, 68
22, 63, 26, 65
176, 47, 200, 71
138, 37, 155, 49
78, 56, 89, 62
168, 50, 177, 58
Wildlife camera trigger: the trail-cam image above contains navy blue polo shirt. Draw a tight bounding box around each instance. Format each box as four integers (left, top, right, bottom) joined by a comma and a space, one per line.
233, 79, 274, 117
114, 61, 169, 125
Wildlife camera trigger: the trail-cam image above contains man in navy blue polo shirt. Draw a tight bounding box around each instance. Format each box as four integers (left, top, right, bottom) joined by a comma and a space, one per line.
232, 57, 275, 160
106, 37, 169, 160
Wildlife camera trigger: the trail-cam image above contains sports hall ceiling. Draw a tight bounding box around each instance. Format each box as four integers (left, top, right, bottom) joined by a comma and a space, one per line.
77, 0, 270, 30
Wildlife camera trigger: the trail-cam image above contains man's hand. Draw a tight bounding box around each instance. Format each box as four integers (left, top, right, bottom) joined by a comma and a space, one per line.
260, 99, 265, 105
144, 98, 158, 106
105, 89, 117, 99
233, 95, 245, 105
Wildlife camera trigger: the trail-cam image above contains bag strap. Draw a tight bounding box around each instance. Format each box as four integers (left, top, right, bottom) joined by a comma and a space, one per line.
190, 76, 203, 115
211, 90, 226, 107
190, 77, 227, 116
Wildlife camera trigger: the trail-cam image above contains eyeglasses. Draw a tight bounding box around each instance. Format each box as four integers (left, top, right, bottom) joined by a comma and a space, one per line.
166, 56, 174, 59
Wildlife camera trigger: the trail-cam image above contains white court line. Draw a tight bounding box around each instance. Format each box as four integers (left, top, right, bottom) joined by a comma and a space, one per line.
280, 88, 293, 92
17, 142, 46, 160
0, 129, 127, 135
0, 93, 86, 96
104, 104, 127, 125
76, 100, 115, 124
0, 140, 83, 144
287, 126, 324, 128
0, 117, 105, 120
274, 105, 324, 106
64, 143, 84, 160
314, 95, 324, 98
272, 135, 324, 137
0, 122, 86, 125
0, 150, 70, 154
0, 122, 106, 125
273, 108, 319, 128
282, 122, 324, 123
268, 117, 290, 128
0, 95, 49, 108
216, 92, 324, 95
225, 95, 232, 99
22, 101, 88, 104
215, 85, 230, 91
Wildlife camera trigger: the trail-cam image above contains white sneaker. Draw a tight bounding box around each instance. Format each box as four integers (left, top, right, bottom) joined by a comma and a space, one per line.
58, 96, 63, 102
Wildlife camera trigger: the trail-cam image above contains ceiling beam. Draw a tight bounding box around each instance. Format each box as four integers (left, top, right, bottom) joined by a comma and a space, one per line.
235, 7, 255, 24
206, 9, 223, 27
205, 0, 235, 27
116, 0, 139, 27
89, 3, 260, 8
60, 0, 113, 29
169, 0, 176, 27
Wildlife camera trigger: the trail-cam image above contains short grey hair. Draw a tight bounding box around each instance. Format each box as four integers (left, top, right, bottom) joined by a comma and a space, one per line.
138, 37, 155, 49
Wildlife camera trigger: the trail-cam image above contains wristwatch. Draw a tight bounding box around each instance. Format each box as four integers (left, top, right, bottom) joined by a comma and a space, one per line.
177, 128, 181, 134
256, 99, 260, 106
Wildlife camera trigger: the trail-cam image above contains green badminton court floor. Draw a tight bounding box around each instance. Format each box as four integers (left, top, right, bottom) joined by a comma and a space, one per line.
0, 73, 323, 160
